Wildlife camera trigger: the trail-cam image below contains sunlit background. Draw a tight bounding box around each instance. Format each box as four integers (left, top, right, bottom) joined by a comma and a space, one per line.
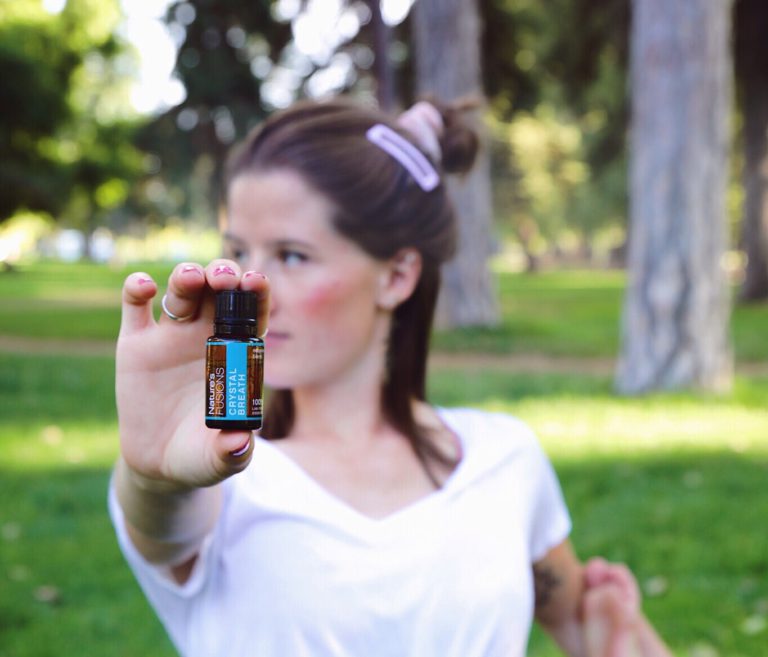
2, 0, 423, 265
1, 2, 767, 655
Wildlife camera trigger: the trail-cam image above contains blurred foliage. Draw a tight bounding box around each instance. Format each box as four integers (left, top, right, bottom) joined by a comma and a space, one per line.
482, 0, 629, 171
138, 0, 634, 250
481, 0, 630, 263
0, 212, 55, 264
1, 0, 760, 271
0, 0, 144, 249
136, 0, 397, 223
490, 109, 628, 267
133, 0, 292, 223
0, 1, 78, 219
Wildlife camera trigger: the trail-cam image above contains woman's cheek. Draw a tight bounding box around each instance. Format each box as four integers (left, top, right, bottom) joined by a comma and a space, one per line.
299, 279, 348, 318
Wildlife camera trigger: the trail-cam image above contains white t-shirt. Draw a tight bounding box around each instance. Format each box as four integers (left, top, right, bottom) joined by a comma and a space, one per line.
109, 407, 571, 657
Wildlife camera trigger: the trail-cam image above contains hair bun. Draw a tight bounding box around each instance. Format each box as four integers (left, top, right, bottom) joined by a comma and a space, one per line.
432, 97, 481, 175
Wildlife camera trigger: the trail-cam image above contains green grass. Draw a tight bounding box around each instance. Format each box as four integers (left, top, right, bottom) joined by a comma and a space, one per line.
0, 261, 173, 341
434, 268, 768, 362
1, 262, 767, 361
434, 270, 627, 356
0, 353, 177, 657
1, 262, 767, 655
1, 352, 767, 656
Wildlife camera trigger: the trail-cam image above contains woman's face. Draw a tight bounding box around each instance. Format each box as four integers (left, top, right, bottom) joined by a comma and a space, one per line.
224, 170, 393, 391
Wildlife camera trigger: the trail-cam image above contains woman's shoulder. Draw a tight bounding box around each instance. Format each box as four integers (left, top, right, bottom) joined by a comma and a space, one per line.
437, 406, 537, 442
436, 405, 547, 468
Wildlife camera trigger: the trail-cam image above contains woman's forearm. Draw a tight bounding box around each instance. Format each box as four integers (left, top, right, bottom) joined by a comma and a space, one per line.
546, 617, 587, 657
113, 456, 223, 566
633, 615, 672, 657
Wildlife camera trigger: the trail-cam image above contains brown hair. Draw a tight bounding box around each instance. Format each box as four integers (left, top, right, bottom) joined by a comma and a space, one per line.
225, 97, 479, 483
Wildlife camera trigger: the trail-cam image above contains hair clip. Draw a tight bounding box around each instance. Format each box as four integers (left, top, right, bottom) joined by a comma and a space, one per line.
365, 124, 440, 192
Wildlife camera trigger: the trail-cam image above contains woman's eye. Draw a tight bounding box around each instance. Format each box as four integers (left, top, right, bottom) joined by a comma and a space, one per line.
225, 247, 248, 264
223, 244, 240, 258
279, 249, 307, 267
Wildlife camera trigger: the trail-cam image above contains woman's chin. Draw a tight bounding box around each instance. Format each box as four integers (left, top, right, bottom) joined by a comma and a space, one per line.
263, 368, 304, 391
264, 377, 291, 390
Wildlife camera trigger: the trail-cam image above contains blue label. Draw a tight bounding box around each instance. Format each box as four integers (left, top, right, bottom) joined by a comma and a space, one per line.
206, 341, 262, 422
224, 342, 248, 419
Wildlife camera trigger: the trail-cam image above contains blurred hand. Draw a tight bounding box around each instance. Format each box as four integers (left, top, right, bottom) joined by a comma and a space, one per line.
115, 259, 269, 490
582, 558, 642, 657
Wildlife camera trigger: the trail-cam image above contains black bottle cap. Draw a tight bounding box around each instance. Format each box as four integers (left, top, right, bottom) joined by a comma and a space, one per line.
214, 289, 258, 325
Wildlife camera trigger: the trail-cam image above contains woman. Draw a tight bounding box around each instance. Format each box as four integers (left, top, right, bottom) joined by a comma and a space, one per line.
111, 98, 670, 657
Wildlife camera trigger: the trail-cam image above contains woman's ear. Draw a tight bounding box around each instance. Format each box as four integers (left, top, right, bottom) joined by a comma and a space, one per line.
376, 248, 422, 311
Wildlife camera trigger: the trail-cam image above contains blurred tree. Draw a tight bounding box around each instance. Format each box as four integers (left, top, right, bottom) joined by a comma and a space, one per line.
412, 0, 500, 328
0, 0, 143, 251
0, 4, 78, 220
482, 0, 629, 134
616, 0, 734, 394
364, 0, 395, 110
146, 1, 405, 223
137, 0, 292, 223
735, 0, 768, 301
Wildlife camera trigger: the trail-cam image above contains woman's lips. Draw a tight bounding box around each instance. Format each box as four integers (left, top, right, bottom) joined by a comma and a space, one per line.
264, 331, 289, 347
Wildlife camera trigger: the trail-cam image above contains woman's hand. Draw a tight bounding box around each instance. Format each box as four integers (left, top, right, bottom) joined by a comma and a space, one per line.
581, 558, 640, 657
116, 259, 269, 490
582, 558, 671, 657
533, 543, 671, 657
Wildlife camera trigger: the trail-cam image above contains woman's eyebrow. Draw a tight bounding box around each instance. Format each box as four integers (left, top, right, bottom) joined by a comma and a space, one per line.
222, 232, 248, 247
270, 238, 315, 251
223, 232, 319, 254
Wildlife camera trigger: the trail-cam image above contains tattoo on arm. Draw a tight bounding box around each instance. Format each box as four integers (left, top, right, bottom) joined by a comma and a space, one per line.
532, 564, 562, 609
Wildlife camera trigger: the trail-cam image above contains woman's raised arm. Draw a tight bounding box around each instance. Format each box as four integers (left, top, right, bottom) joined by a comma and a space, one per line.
113, 259, 269, 569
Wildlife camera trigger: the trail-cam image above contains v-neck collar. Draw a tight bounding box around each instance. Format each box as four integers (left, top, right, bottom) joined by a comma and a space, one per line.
238, 407, 523, 539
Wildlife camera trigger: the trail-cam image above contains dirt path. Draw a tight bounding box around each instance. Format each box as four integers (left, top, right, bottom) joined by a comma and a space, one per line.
2, 334, 766, 376
430, 353, 768, 376
427, 351, 617, 375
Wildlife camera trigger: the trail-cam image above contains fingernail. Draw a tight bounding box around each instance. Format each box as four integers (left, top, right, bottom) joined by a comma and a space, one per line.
213, 265, 236, 277
137, 277, 153, 285
182, 265, 202, 275
229, 439, 251, 458
243, 271, 267, 280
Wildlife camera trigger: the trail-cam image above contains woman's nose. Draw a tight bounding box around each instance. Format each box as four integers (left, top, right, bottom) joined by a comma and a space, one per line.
243, 253, 265, 274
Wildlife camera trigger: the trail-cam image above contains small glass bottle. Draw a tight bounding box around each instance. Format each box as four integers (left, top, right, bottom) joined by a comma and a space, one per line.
205, 289, 264, 430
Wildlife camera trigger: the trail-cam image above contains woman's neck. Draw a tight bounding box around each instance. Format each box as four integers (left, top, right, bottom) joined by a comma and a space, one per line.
289, 334, 391, 447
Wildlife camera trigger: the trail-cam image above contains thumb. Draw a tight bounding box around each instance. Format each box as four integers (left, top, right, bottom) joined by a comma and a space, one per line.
207, 430, 255, 481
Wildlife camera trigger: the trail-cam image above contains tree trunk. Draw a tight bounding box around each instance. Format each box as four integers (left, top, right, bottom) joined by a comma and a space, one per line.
616, 0, 734, 394
735, 0, 768, 301
411, 0, 499, 328
367, 0, 396, 111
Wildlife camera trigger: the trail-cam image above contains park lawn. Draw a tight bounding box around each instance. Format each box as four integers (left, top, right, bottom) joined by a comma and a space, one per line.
0, 261, 767, 361
1, 352, 767, 656
0, 261, 174, 341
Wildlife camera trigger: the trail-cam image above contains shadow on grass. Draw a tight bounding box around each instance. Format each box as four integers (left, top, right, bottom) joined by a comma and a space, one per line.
428, 366, 768, 410
0, 465, 175, 657
0, 353, 116, 423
